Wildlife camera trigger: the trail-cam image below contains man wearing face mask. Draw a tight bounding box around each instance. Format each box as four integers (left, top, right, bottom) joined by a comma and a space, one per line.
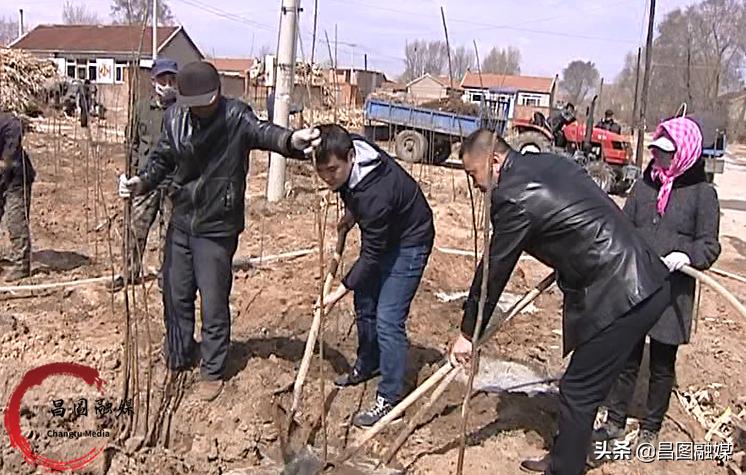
111, 58, 179, 292
118, 61, 320, 402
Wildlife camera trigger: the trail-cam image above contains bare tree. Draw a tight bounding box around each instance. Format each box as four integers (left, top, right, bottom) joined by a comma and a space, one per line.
481, 46, 521, 75
111, 0, 174, 25
0, 16, 19, 46
449, 45, 475, 83
632, 0, 746, 126
401, 40, 449, 82
560, 60, 600, 106
63, 1, 101, 24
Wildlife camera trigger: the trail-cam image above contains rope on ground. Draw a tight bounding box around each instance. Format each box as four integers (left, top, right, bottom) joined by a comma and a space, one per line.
0, 248, 317, 293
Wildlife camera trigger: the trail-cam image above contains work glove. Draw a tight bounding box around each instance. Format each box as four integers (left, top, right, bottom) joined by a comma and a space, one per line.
662, 251, 691, 272
291, 128, 321, 155
118, 173, 144, 199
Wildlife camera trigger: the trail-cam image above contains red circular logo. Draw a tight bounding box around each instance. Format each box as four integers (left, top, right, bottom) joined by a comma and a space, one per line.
4, 362, 107, 471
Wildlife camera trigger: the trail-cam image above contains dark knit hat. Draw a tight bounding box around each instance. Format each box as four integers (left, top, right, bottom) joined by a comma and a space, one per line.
177, 61, 220, 107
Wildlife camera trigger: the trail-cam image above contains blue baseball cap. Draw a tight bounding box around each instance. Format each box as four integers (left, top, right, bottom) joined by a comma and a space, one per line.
151, 58, 178, 77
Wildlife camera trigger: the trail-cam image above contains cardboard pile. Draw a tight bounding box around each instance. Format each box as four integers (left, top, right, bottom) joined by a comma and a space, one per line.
0, 48, 58, 114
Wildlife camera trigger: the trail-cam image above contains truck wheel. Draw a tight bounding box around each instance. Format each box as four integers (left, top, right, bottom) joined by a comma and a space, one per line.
585, 161, 614, 193
395, 130, 427, 163
509, 131, 552, 154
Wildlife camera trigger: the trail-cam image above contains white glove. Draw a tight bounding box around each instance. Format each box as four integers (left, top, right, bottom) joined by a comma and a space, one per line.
291, 128, 321, 155
662, 251, 691, 272
118, 173, 143, 199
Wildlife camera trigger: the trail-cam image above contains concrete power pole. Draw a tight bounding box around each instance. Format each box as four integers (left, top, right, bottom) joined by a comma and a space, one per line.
18, 9, 24, 39
266, 0, 301, 202
152, 0, 158, 60
635, 0, 656, 168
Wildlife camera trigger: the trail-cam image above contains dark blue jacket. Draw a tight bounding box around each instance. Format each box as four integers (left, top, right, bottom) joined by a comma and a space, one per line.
339, 136, 434, 291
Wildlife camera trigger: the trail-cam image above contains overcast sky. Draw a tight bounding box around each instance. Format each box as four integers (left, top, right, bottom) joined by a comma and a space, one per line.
4, 0, 700, 81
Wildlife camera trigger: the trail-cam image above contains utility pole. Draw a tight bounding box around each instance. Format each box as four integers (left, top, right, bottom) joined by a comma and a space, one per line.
266, 0, 301, 202
632, 47, 642, 130
364, 53, 368, 71
635, 0, 656, 168
18, 9, 24, 39
152, 0, 158, 60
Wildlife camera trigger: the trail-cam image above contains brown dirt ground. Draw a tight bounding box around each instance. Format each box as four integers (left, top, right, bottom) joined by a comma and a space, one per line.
0, 117, 744, 475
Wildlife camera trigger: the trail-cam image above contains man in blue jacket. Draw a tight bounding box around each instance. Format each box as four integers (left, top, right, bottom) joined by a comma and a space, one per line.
314, 124, 434, 427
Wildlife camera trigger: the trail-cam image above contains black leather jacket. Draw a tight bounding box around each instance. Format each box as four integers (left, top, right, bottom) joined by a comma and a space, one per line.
138, 97, 301, 237
461, 151, 669, 355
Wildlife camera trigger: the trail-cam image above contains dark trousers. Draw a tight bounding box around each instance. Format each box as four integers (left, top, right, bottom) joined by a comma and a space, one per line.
605, 338, 679, 433
162, 225, 238, 380
353, 244, 430, 403
548, 280, 671, 475
0, 182, 32, 272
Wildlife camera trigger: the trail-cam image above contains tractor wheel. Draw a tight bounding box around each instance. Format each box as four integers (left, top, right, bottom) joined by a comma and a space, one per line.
395, 130, 427, 163
585, 161, 615, 194
509, 131, 552, 154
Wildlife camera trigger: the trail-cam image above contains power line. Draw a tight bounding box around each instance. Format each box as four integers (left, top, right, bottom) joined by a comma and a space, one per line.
170, 0, 274, 32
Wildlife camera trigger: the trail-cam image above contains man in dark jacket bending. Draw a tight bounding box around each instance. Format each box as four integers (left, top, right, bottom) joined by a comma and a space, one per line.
118, 61, 320, 402
314, 124, 434, 427
449, 129, 671, 475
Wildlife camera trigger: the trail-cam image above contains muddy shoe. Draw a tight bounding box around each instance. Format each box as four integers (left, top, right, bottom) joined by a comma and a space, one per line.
334, 368, 380, 388
3, 267, 30, 282
519, 454, 550, 473
196, 379, 223, 402
109, 275, 142, 293
634, 429, 659, 450
592, 421, 626, 441
161, 343, 200, 371
352, 394, 400, 427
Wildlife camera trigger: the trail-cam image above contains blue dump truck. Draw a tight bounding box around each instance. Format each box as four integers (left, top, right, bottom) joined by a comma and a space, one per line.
363, 97, 510, 164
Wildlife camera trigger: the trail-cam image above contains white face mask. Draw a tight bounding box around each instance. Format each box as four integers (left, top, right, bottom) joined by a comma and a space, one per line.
155, 83, 177, 105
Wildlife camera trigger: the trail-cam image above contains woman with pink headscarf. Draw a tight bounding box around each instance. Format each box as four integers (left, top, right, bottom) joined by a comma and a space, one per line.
593, 116, 721, 449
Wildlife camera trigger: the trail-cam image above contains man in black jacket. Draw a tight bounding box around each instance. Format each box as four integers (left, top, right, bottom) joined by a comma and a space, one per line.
119, 61, 320, 402
314, 124, 434, 427
449, 129, 671, 475
0, 112, 35, 282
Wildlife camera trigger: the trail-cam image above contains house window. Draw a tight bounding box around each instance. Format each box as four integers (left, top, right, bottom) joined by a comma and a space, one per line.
519, 93, 544, 107
469, 92, 484, 103
88, 60, 97, 81
66, 60, 76, 78
115, 61, 128, 84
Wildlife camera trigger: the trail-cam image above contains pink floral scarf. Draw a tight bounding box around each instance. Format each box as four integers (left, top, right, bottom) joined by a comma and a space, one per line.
651, 117, 702, 215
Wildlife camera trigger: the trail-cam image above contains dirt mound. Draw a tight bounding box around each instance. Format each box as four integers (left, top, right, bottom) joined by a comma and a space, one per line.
419, 96, 479, 116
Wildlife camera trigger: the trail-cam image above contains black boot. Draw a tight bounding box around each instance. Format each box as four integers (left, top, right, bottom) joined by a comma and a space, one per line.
334, 367, 380, 388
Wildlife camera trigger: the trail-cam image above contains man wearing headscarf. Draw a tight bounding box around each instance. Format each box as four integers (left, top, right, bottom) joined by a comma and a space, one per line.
594, 116, 721, 449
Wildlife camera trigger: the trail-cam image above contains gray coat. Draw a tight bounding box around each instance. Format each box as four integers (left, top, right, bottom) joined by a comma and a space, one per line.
623, 159, 721, 345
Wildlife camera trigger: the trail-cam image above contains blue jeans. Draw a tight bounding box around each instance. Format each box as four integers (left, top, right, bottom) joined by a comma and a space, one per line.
353, 244, 431, 402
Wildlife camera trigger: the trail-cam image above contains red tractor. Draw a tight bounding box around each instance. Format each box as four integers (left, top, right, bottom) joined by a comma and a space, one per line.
507, 97, 639, 194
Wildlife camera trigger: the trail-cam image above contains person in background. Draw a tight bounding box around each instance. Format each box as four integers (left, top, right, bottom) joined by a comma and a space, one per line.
594, 116, 720, 447
449, 129, 672, 475
112, 58, 179, 292
596, 109, 622, 134
118, 61, 320, 402
0, 112, 35, 282
313, 124, 434, 427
